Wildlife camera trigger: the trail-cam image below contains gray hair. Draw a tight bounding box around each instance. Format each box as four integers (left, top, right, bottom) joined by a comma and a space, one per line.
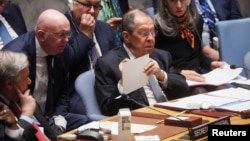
154, 0, 200, 37
122, 9, 150, 33
0, 51, 29, 89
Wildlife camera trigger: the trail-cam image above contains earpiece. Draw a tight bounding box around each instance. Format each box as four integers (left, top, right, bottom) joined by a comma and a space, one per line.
187, 0, 191, 6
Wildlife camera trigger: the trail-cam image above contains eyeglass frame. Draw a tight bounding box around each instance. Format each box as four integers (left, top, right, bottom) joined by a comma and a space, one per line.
75, 0, 103, 11
136, 30, 158, 38
43, 30, 72, 39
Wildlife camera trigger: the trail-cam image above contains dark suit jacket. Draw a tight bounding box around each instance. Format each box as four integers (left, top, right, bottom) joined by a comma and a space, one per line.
118, 0, 129, 14
2, 1, 27, 36
211, 0, 242, 21
2, 31, 73, 117
0, 98, 61, 141
94, 47, 189, 116
65, 11, 118, 93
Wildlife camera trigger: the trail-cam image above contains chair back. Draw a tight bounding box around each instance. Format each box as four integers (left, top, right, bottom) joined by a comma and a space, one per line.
244, 52, 250, 79
215, 18, 250, 77
74, 70, 107, 121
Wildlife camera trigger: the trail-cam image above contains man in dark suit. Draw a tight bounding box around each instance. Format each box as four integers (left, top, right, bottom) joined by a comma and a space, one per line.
0, 0, 27, 49
2, 9, 89, 131
195, 0, 242, 61
95, 9, 189, 116
65, 0, 118, 115
0, 50, 62, 141
210, 0, 242, 21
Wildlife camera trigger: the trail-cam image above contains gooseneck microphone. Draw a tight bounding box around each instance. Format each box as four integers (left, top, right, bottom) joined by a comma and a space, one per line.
230, 82, 250, 90
125, 95, 189, 124
230, 65, 250, 71
230, 64, 250, 90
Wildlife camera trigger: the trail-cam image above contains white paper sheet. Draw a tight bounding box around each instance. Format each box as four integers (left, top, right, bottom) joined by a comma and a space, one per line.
207, 87, 250, 101
155, 93, 240, 110
217, 101, 250, 112
123, 54, 150, 94
186, 64, 243, 86
77, 121, 157, 135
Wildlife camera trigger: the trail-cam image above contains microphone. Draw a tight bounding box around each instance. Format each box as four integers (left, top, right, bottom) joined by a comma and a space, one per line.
230, 64, 250, 90
125, 95, 194, 129
230, 82, 250, 90
126, 95, 174, 116
230, 65, 250, 71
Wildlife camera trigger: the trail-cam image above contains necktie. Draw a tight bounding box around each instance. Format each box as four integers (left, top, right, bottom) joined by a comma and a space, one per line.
45, 56, 54, 116
32, 122, 49, 141
0, 20, 12, 45
90, 44, 100, 68
199, 0, 216, 31
148, 75, 168, 102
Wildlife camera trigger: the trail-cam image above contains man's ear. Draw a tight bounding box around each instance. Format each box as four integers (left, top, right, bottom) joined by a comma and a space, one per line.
36, 30, 46, 42
122, 31, 130, 43
5, 79, 14, 90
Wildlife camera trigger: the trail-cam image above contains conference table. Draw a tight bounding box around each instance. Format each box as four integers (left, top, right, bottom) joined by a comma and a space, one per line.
61, 94, 250, 141
56, 61, 250, 141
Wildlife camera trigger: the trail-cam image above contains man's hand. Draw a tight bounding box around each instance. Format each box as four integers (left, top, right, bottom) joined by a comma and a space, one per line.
107, 17, 122, 30
15, 87, 36, 118
0, 102, 18, 129
144, 58, 165, 81
79, 13, 96, 38
118, 58, 130, 86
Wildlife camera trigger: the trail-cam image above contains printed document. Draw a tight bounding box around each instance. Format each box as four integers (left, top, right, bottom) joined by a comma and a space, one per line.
186, 64, 242, 86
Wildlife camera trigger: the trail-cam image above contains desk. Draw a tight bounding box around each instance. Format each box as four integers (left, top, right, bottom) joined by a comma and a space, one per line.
63, 106, 250, 141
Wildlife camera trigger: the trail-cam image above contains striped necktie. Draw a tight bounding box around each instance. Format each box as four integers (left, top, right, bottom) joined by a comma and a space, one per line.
199, 0, 216, 31
149, 75, 168, 102
0, 20, 12, 45
90, 43, 100, 68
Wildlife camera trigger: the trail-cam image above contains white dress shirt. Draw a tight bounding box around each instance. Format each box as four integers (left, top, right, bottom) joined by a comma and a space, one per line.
117, 45, 168, 105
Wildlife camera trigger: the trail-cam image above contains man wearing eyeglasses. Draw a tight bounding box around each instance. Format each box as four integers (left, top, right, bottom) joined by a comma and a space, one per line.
65, 0, 118, 115
2, 9, 89, 132
0, 0, 27, 49
94, 9, 189, 116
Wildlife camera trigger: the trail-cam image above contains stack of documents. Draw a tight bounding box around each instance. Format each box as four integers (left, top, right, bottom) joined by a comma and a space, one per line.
186, 64, 243, 86
155, 88, 250, 113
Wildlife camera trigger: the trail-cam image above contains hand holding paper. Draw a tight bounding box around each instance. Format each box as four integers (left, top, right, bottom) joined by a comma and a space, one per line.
122, 54, 150, 94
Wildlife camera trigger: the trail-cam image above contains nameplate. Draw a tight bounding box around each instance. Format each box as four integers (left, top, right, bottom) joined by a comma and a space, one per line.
189, 116, 230, 140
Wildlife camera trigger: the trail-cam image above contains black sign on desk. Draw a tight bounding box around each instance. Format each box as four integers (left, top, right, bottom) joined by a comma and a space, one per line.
189, 116, 230, 140
208, 125, 250, 140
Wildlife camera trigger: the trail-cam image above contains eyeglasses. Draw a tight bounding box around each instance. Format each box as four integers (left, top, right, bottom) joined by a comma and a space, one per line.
76, 0, 103, 11
44, 30, 71, 39
137, 30, 158, 38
